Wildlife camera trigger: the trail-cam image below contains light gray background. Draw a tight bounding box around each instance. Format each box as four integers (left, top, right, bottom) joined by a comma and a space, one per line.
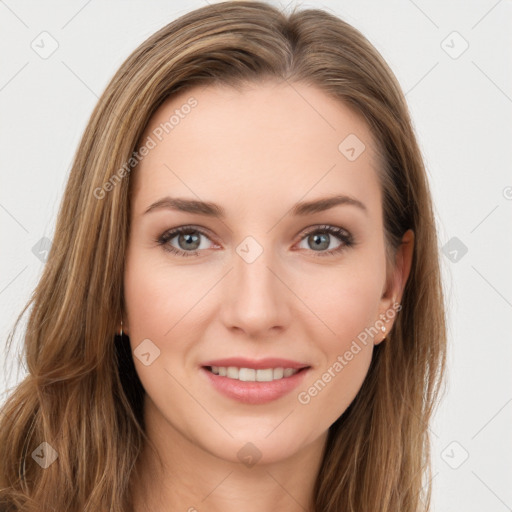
1, 1, 511, 510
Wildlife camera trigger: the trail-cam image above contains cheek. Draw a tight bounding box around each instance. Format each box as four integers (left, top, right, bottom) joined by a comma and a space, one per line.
297, 262, 384, 349
124, 249, 199, 340
296, 260, 384, 425
123, 250, 216, 388
332, 283, 381, 344
124, 259, 168, 340
296, 273, 379, 430
302, 343, 373, 433
123, 254, 198, 394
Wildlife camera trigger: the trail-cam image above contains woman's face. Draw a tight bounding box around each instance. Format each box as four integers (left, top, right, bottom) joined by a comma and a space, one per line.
124, 80, 411, 465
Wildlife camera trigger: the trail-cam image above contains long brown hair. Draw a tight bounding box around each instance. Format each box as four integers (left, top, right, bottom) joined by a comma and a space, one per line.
0, 2, 447, 510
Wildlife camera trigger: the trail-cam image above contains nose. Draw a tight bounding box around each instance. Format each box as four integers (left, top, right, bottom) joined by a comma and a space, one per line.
219, 244, 291, 338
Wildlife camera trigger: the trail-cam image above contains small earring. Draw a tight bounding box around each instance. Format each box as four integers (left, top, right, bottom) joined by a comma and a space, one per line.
380, 325, 387, 341
117, 319, 123, 337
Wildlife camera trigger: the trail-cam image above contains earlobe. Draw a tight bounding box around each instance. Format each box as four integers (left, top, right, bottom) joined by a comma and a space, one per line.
117, 318, 129, 336
377, 323, 387, 345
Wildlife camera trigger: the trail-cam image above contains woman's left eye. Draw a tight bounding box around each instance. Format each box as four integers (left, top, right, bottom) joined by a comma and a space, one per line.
156, 224, 354, 258
295, 225, 354, 257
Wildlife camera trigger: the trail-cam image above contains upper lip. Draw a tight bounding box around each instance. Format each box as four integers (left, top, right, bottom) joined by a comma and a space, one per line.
201, 357, 311, 370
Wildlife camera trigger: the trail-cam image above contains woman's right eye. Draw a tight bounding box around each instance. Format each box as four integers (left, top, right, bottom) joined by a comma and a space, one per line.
157, 226, 214, 257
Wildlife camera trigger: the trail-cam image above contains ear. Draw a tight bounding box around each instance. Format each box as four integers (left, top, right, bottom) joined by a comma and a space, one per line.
374, 229, 414, 345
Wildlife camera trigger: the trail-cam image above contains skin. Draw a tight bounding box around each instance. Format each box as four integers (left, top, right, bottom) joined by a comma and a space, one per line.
123, 79, 414, 512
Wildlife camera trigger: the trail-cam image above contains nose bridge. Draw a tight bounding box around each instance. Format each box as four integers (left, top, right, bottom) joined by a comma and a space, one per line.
221, 236, 289, 333
234, 241, 281, 305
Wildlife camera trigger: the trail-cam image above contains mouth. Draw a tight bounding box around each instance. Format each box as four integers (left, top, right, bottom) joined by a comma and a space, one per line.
199, 359, 312, 404
202, 365, 309, 382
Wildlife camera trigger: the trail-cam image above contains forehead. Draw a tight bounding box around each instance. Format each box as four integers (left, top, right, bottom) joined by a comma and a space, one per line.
131, 80, 382, 220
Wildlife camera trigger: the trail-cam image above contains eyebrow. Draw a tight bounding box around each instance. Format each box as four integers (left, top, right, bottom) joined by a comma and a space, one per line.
143, 194, 367, 217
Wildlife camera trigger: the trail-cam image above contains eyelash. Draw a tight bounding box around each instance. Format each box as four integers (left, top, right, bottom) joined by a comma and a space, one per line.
156, 224, 355, 258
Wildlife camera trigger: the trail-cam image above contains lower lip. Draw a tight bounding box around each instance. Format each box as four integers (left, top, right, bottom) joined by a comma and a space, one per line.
200, 367, 310, 405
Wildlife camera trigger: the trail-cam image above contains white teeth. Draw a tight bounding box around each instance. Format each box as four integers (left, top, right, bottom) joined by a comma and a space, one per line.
227, 366, 238, 379
208, 366, 301, 381
239, 368, 256, 381
273, 367, 284, 379
256, 368, 273, 382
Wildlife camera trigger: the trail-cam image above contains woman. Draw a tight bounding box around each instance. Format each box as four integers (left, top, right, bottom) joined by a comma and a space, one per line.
0, 1, 447, 511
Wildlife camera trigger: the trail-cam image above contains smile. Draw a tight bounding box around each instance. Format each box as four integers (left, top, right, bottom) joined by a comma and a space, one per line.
206, 366, 302, 382
200, 364, 311, 404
